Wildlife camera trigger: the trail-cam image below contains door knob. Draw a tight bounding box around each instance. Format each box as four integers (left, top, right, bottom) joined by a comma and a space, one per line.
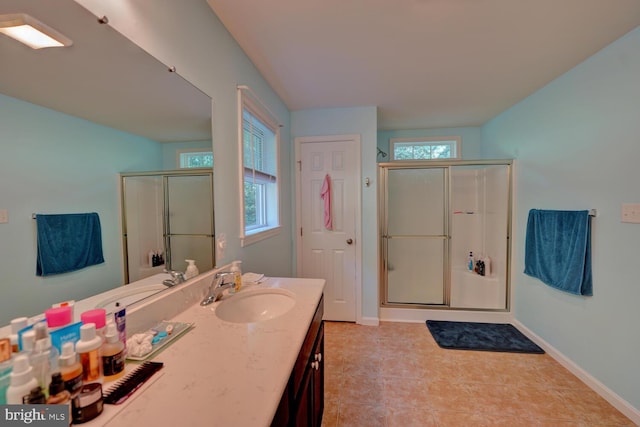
346, 239, 353, 245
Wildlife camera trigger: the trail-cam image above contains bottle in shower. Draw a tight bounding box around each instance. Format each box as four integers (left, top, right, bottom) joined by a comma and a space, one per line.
468, 252, 474, 271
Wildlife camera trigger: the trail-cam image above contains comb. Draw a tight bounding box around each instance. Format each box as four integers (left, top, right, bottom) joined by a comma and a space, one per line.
102, 361, 163, 405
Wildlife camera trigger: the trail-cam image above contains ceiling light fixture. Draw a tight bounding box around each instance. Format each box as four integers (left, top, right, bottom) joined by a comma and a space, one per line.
0, 13, 72, 49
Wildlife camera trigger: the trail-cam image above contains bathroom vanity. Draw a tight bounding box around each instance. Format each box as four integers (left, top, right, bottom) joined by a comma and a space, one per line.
272, 295, 324, 426
85, 271, 325, 427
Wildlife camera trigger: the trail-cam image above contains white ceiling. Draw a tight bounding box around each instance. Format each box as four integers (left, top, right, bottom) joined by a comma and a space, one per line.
207, 0, 640, 130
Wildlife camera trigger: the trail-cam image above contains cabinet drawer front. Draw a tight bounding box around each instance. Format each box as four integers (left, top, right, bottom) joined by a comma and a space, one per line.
292, 296, 323, 399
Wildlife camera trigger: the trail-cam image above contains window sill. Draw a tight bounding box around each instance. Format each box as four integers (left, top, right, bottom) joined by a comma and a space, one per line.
241, 225, 282, 247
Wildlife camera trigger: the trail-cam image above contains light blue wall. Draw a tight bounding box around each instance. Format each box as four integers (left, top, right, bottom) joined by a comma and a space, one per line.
0, 94, 163, 324
291, 106, 379, 320
482, 27, 640, 410
77, 0, 293, 277
377, 127, 483, 161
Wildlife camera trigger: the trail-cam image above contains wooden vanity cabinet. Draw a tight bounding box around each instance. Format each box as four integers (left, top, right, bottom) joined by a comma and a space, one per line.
272, 296, 324, 427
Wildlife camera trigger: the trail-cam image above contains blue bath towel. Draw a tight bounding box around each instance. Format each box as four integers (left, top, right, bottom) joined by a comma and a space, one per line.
524, 209, 592, 296
36, 213, 105, 276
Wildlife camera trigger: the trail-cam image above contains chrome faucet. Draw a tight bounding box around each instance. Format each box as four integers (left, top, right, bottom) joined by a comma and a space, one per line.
200, 272, 234, 306
162, 270, 187, 287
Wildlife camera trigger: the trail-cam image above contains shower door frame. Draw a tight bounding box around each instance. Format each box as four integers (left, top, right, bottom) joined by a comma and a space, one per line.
378, 159, 513, 312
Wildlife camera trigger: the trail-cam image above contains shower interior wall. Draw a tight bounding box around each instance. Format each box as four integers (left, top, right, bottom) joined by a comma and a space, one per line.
449, 165, 509, 309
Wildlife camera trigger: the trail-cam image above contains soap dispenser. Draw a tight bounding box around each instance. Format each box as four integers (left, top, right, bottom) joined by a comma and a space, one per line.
184, 259, 199, 279
230, 261, 242, 293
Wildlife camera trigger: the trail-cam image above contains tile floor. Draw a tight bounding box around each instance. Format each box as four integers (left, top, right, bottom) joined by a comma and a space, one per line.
322, 321, 634, 427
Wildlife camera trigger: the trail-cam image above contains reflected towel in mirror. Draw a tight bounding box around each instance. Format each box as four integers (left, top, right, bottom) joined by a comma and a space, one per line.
36, 213, 105, 276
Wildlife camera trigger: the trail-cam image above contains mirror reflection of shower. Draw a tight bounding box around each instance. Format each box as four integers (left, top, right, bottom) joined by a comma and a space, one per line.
121, 169, 215, 283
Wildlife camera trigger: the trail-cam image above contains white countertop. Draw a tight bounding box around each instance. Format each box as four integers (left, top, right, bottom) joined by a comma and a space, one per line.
94, 276, 325, 427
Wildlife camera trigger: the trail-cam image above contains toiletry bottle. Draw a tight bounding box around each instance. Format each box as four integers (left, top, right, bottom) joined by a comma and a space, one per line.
45, 306, 73, 330
81, 309, 107, 341
231, 260, 242, 293
483, 256, 491, 277
185, 259, 199, 279
31, 323, 60, 396
0, 341, 12, 404
58, 342, 83, 397
30, 338, 53, 397
24, 385, 46, 404
6, 354, 38, 404
48, 372, 71, 403
468, 252, 474, 271
101, 322, 125, 382
48, 372, 72, 425
21, 329, 36, 353
72, 382, 103, 424
10, 317, 28, 353
76, 324, 103, 384
114, 303, 127, 355
148, 250, 154, 267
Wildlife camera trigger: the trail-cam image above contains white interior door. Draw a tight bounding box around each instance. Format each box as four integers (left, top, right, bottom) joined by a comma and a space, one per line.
297, 136, 359, 322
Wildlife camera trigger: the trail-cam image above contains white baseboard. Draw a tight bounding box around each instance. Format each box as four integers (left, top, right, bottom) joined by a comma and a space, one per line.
379, 307, 513, 324
358, 316, 379, 326
513, 319, 640, 425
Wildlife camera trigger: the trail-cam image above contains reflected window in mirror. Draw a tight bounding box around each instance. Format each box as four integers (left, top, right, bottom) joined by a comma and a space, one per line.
238, 87, 281, 246
177, 149, 213, 168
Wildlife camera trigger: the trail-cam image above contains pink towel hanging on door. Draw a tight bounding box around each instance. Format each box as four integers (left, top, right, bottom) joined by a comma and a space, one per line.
320, 174, 332, 230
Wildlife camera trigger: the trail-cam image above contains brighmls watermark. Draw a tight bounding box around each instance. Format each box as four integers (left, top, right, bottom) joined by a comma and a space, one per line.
2, 405, 67, 426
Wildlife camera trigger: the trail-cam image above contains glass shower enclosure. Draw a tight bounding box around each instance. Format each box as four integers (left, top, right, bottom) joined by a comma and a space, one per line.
121, 169, 215, 283
378, 160, 511, 311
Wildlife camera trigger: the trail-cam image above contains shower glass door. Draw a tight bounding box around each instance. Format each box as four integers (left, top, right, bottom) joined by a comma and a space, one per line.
165, 174, 214, 273
383, 167, 447, 305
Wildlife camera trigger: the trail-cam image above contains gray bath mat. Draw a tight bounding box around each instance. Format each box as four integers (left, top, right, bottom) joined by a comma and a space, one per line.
426, 320, 545, 354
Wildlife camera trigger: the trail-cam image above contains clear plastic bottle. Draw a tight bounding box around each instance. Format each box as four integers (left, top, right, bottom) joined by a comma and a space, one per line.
31, 323, 60, 397
101, 323, 125, 382
30, 339, 53, 396
231, 261, 242, 293
76, 324, 103, 384
58, 342, 83, 397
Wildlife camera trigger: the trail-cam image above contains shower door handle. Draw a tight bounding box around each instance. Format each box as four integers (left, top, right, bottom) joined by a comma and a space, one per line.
346, 238, 353, 245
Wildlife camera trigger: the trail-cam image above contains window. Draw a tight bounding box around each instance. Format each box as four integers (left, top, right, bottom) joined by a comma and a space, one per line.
390, 136, 461, 161
177, 150, 213, 168
238, 87, 280, 246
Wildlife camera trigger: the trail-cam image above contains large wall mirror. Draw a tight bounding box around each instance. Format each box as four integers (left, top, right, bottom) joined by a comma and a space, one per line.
0, 0, 214, 325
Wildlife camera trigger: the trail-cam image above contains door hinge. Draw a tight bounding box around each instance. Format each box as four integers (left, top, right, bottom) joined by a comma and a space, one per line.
300, 227, 303, 237
297, 160, 302, 171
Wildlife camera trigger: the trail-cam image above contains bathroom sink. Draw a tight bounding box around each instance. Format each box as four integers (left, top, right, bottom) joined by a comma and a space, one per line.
215, 288, 295, 323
